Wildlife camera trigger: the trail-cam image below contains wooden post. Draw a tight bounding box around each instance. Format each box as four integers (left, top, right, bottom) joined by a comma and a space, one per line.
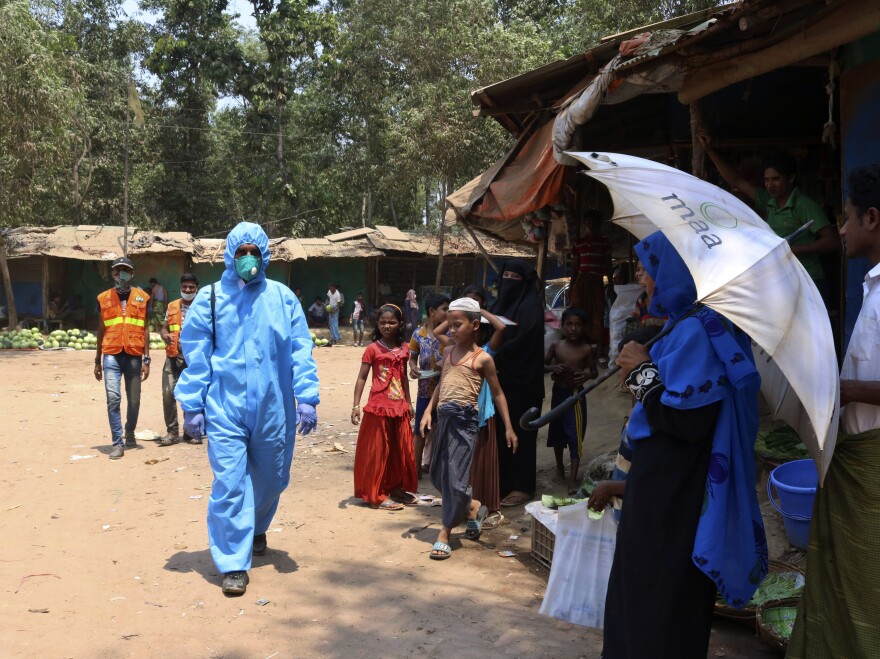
41, 256, 49, 326
0, 234, 17, 329
434, 217, 446, 288
535, 234, 548, 280
435, 180, 449, 288
461, 220, 499, 274
123, 75, 130, 257
690, 101, 706, 179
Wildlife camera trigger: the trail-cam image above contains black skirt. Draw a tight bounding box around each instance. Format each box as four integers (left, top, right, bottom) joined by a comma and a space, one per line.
602, 397, 720, 659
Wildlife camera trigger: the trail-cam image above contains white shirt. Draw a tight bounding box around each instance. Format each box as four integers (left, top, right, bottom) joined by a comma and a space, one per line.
841, 262, 880, 434
326, 290, 342, 313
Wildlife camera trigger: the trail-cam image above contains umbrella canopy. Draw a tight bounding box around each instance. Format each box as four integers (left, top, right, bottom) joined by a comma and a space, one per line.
567, 151, 839, 482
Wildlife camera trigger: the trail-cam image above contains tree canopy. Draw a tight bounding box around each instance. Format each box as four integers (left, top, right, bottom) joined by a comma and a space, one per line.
0, 0, 720, 235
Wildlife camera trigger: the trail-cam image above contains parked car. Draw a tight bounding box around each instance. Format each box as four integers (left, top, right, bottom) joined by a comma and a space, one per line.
543, 277, 569, 355
545, 277, 570, 309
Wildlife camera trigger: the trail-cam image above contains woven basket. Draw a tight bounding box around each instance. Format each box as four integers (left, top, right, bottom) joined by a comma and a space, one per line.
714, 559, 803, 626
756, 597, 800, 654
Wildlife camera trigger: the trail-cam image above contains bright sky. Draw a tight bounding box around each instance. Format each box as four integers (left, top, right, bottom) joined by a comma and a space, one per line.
120, 0, 257, 31
121, 0, 255, 106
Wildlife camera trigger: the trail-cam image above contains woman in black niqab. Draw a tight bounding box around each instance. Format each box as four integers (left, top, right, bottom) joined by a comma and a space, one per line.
491, 259, 545, 505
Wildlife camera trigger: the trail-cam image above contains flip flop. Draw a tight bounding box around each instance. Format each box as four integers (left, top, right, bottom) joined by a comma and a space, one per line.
482, 511, 504, 530
377, 499, 404, 511
465, 505, 489, 540
430, 541, 452, 560
390, 491, 419, 506
500, 493, 531, 508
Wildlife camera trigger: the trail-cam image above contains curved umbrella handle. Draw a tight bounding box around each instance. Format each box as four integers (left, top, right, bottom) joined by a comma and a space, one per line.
520, 366, 620, 430
520, 305, 704, 431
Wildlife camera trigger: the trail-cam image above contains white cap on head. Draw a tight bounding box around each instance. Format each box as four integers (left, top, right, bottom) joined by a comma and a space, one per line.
448, 297, 480, 312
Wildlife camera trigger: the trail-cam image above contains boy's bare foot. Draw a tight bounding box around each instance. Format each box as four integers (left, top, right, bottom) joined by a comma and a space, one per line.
556, 464, 566, 481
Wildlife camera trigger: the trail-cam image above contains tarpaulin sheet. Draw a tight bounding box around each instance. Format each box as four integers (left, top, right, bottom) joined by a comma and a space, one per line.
465, 120, 566, 240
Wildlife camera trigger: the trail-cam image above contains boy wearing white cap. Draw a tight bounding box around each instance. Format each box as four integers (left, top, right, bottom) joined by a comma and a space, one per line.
421, 297, 517, 560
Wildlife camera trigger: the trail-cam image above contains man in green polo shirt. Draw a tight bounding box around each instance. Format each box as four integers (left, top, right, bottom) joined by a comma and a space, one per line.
697, 131, 839, 296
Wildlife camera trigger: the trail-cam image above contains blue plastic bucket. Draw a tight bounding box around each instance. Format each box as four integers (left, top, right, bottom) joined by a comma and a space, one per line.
767, 459, 817, 550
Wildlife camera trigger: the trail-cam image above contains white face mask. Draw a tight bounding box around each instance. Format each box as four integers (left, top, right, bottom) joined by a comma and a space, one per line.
180, 290, 196, 302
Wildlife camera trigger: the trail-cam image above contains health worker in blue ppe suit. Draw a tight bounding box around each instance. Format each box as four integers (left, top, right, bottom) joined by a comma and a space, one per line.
175, 222, 319, 596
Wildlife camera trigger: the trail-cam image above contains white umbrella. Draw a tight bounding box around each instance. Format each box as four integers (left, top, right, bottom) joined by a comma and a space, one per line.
568, 151, 839, 482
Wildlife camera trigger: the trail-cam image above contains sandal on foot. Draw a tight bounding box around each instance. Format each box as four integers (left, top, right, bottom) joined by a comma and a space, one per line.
430, 541, 452, 560
465, 505, 489, 540
482, 511, 504, 530
390, 491, 419, 506
500, 493, 531, 508
377, 499, 404, 511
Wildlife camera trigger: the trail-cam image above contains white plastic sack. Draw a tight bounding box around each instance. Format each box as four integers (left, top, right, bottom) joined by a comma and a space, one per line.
539, 500, 617, 629
607, 284, 643, 361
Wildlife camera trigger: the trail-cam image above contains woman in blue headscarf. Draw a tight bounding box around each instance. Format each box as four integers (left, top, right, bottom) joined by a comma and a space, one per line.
602, 232, 767, 658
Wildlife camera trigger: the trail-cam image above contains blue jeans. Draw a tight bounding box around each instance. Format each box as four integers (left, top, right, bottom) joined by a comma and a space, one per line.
328, 311, 340, 341
103, 353, 143, 445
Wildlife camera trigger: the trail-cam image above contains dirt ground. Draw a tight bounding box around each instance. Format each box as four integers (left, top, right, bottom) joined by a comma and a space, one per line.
0, 345, 788, 658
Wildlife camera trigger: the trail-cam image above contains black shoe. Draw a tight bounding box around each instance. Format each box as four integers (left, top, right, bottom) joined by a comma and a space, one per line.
124, 433, 137, 449
253, 533, 267, 556
221, 571, 249, 595
109, 445, 124, 460
157, 434, 180, 447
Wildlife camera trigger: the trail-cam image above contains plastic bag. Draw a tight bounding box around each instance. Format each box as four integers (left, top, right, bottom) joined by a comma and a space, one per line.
607, 284, 643, 362
539, 500, 617, 629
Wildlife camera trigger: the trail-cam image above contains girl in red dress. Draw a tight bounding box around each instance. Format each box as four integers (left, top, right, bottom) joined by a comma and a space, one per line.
351, 304, 418, 510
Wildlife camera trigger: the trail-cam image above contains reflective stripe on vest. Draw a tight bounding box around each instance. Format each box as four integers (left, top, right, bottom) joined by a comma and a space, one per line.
98, 288, 149, 356
165, 299, 184, 358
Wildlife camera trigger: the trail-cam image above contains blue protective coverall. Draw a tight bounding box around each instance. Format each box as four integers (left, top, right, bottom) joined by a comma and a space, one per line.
175, 222, 319, 573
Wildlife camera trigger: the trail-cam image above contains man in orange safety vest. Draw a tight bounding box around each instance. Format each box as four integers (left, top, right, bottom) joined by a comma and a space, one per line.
94, 256, 151, 460
158, 273, 200, 446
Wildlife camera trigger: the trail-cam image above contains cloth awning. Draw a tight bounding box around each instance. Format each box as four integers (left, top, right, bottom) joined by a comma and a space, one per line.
446, 119, 566, 241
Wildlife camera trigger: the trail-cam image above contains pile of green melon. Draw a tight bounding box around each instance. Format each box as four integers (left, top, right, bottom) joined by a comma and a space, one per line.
149, 332, 166, 351
45, 328, 98, 350
0, 327, 44, 349
310, 332, 329, 347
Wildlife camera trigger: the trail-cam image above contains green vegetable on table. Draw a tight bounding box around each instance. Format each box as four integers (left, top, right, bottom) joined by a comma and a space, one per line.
762, 605, 798, 639
541, 494, 579, 509
755, 425, 810, 461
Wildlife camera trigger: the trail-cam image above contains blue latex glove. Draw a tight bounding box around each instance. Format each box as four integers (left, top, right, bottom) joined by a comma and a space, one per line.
297, 403, 317, 435
183, 410, 205, 438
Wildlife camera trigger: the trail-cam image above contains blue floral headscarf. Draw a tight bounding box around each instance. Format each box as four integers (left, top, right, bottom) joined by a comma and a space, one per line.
630, 231, 767, 607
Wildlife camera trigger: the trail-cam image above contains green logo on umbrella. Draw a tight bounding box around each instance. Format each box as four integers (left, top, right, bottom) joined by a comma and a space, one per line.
701, 203, 739, 229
